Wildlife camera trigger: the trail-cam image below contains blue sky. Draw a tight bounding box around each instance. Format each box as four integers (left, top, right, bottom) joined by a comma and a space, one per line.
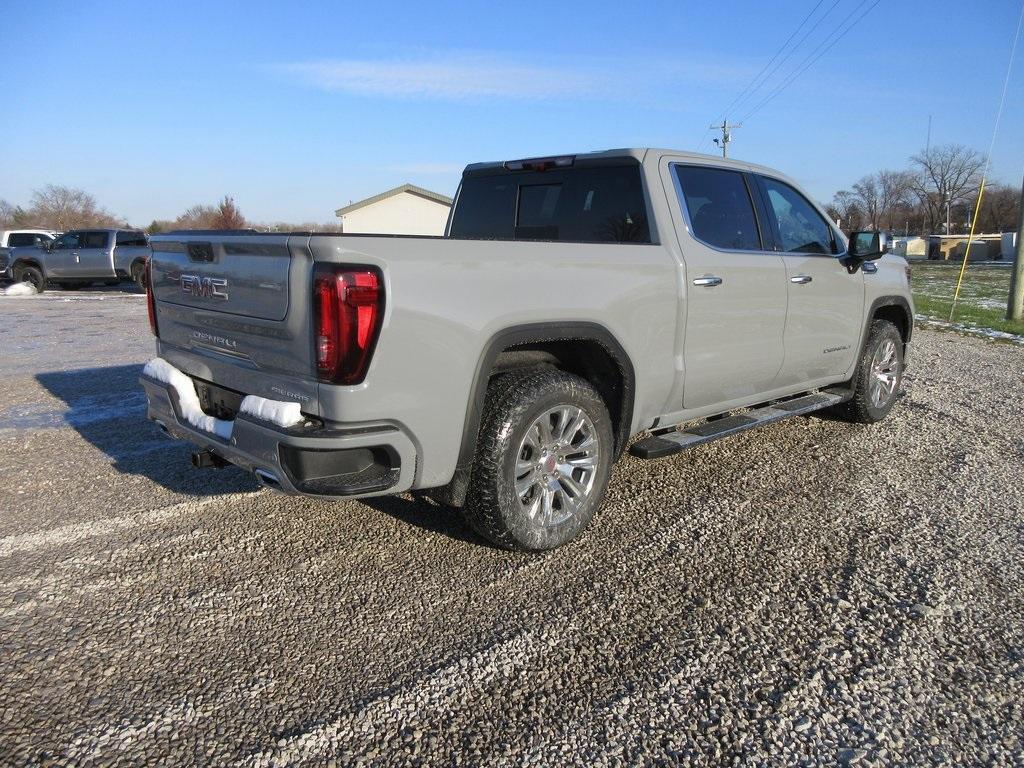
2, 0, 1022, 225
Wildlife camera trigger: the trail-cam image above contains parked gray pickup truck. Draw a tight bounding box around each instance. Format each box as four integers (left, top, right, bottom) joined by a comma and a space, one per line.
5, 228, 149, 292
141, 148, 913, 551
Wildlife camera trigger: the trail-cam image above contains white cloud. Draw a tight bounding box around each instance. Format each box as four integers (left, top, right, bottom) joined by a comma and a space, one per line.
272, 53, 748, 103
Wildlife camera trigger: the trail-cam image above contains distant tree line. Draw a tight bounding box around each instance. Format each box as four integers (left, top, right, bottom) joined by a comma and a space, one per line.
825, 143, 1019, 236
0, 187, 343, 234
0, 185, 127, 231
7, 151, 1015, 240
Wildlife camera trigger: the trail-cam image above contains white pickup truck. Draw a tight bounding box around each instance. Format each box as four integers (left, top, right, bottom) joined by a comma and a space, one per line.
141, 148, 913, 551
0, 229, 59, 248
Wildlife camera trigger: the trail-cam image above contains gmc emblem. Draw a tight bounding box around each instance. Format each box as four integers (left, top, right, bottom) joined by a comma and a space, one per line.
180, 274, 229, 300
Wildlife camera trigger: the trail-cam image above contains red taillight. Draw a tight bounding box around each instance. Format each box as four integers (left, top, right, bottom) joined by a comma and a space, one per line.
145, 257, 158, 336
313, 266, 383, 384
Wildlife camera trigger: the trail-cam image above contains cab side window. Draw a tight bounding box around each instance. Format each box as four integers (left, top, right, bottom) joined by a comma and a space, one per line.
759, 177, 836, 255
52, 232, 81, 250
674, 165, 761, 251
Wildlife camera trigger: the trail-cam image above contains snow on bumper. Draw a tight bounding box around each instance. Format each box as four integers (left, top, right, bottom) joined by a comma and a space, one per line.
142, 358, 303, 439
139, 358, 417, 498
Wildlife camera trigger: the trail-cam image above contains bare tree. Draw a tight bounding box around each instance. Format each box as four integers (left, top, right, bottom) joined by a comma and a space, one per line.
211, 196, 246, 229
909, 144, 985, 233
829, 189, 864, 232
27, 185, 124, 231
976, 182, 1020, 232
877, 170, 915, 230
0, 199, 20, 229
851, 175, 882, 229
171, 196, 247, 230
173, 204, 219, 229
848, 170, 916, 231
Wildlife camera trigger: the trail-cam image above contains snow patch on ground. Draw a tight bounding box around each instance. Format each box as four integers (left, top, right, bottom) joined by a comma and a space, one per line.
142, 358, 305, 437
238, 395, 303, 429
915, 315, 1024, 345
3, 282, 37, 297
142, 358, 232, 439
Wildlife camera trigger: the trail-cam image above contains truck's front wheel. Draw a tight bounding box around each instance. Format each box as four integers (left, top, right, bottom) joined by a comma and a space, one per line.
13, 264, 45, 293
464, 370, 613, 551
829, 319, 904, 423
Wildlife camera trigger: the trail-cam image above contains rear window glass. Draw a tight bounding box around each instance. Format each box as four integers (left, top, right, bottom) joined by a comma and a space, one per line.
449, 164, 651, 243
7, 233, 44, 247
81, 231, 109, 248
116, 230, 148, 247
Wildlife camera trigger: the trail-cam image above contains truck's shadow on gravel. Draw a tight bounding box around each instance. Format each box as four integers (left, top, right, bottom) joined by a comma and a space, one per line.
361, 494, 490, 547
36, 364, 259, 496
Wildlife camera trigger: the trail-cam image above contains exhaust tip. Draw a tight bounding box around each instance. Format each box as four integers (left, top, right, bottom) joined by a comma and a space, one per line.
191, 449, 228, 469
254, 468, 283, 490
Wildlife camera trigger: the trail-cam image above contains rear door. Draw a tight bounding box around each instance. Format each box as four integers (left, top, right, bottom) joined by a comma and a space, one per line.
77, 230, 115, 277
667, 161, 787, 410
754, 175, 863, 385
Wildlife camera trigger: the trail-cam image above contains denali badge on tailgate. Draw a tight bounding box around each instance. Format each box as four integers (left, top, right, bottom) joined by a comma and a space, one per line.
180, 274, 229, 300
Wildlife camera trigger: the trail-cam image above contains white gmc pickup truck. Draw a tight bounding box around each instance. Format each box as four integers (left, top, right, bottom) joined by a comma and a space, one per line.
141, 148, 913, 551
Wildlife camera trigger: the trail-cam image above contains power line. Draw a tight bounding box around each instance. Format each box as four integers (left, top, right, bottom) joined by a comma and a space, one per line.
951, 0, 1024, 319
720, 0, 840, 121
697, 0, 839, 153
740, 0, 882, 123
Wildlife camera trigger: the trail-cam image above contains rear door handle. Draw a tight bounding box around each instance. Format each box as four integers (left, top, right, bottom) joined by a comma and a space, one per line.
692, 276, 723, 287
790, 275, 812, 284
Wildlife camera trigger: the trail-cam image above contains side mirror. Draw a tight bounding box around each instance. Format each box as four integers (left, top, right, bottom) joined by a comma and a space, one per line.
847, 231, 890, 260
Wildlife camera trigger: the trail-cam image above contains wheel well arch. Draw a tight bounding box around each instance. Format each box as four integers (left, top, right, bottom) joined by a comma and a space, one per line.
11, 258, 45, 276
457, 322, 636, 474
867, 296, 913, 348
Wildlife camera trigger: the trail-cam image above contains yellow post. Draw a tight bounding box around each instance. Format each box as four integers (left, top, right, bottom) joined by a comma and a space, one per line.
948, 179, 988, 322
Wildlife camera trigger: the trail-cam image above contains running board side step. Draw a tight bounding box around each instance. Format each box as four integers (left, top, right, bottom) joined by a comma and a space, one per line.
630, 390, 848, 460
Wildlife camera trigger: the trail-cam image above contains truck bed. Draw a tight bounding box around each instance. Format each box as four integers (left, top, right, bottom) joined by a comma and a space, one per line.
147, 231, 680, 488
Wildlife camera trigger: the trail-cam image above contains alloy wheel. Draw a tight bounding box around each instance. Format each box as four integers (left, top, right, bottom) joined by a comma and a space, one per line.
869, 338, 900, 408
514, 405, 600, 527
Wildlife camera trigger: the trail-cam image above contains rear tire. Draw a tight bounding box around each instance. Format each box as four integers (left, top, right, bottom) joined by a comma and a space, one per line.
131, 260, 147, 291
829, 319, 904, 423
463, 369, 614, 551
13, 264, 45, 293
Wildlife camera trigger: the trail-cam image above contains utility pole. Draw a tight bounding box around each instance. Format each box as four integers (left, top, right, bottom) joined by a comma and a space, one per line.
1008, 174, 1024, 322
944, 190, 951, 235
710, 120, 741, 158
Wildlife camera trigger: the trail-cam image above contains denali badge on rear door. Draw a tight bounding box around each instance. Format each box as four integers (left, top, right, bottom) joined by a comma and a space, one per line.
180, 274, 229, 300
191, 330, 238, 349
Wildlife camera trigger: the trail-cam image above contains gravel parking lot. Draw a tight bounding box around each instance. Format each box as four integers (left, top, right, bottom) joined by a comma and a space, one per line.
1, 288, 1022, 766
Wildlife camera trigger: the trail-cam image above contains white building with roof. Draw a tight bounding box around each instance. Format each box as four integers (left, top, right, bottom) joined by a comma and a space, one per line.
334, 184, 453, 236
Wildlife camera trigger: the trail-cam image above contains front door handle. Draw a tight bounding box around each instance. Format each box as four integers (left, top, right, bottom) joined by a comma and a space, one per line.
692, 276, 723, 287
790, 275, 812, 284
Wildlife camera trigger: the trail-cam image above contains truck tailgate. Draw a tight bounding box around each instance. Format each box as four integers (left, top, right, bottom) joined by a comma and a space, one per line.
148, 233, 319, 408
152, 235, 292, 320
